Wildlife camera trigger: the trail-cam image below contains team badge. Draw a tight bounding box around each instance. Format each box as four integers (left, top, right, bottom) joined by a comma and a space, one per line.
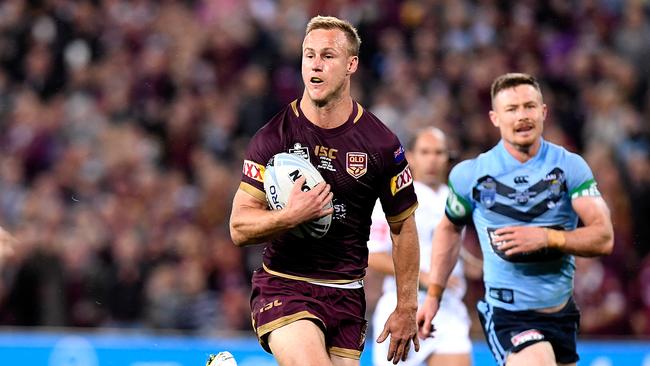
549, 179, 563, 197
511, 189, 535, 205
479, 178, 497, 208
346, 152, 367, 178
289, 142, 310, 160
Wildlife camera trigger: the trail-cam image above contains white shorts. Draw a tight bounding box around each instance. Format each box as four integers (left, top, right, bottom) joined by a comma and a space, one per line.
371, 291, 472, 366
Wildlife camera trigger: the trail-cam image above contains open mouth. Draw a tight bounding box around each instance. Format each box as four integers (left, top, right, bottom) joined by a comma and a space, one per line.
515, 124, 534, 133
310, 77, 324, 84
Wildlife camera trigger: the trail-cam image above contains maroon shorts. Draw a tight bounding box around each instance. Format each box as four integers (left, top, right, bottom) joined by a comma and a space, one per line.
250, 268, 367, 360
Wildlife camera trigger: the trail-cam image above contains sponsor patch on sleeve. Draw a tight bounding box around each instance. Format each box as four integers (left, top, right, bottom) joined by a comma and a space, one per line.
510, 329, 544, 347
570, 179, 601, 199
445, 182, 473, 220
242, 160, 265, 182
390, 165, 413, 195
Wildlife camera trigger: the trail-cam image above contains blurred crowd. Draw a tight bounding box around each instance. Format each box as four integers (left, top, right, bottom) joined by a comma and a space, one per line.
0, 0, 648, 338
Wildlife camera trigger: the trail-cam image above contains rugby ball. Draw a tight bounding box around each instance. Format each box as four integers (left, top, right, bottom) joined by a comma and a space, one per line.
206, 352, 238, 366
263, 152, 332, 238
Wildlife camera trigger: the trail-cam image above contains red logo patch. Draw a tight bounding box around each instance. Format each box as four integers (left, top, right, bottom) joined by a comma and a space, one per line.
346, 152, 367, 178
510, 329, 544, 347
390, 165, 413, 195
243, 160, 265, 182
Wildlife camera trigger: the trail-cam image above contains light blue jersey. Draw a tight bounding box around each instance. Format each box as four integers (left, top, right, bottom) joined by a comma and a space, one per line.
446, 139, 600, 311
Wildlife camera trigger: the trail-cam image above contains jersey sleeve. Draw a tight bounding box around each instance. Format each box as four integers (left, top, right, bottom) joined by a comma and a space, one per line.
239, 128, 281, 202
445, 160, 474, 225
565, 152, 601, 199
377, 136, 418, 223
368, 199, 392, 254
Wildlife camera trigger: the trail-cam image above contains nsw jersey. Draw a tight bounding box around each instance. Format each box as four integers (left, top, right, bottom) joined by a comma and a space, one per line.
240, 99, 418, 282
368, 181, 466, 303
445, 139, 600, 310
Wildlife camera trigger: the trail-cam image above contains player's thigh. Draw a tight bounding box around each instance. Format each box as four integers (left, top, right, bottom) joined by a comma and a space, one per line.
505, 341, 556, 366
267, 319, 333, 366
330, 354, 360, 366
426, 352, 472, 366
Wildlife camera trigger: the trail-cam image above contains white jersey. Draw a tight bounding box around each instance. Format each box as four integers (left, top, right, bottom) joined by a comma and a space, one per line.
369, 181, 466, 302
369, 181, 471, 365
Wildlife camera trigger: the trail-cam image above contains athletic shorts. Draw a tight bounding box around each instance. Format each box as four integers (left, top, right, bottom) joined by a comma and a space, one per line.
372, 291, 472, 366
250, 268, 367, 360
477, 298, 580, 366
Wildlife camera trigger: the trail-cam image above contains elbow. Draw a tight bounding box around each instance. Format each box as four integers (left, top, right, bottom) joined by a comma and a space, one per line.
600, 228, 614, 256
231, 233, 246, 247
229, 220, 247, 247
591, 222, 614, 256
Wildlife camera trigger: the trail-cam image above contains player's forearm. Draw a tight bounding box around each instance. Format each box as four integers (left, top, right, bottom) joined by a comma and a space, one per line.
391, 215, 420, 310
427, 217, 463, 299
549, 220, 613, 257
229, 206, 294, 246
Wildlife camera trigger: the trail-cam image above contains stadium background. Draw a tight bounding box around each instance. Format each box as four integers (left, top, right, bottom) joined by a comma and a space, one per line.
0, 0, 648, 365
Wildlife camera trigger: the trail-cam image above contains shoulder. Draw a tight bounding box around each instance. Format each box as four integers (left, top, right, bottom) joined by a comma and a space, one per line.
449, 158, 478, 182
358, 106, 401, 149
543, 141, 592, 174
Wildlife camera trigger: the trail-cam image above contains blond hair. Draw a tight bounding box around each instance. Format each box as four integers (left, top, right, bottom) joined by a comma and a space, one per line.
305, 15, 361, 56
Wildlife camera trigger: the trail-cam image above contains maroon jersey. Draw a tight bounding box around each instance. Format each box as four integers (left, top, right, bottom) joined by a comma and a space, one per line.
240, 99, 418, 281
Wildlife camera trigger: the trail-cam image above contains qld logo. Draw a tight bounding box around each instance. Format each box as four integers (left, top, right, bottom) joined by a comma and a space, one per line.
346, 152, 367, 178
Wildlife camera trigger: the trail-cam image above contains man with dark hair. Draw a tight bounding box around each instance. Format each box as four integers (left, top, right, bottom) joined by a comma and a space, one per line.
417, 73, 614, 366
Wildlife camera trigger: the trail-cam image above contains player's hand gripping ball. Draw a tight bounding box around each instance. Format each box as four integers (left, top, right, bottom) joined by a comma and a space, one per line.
264, 152, 333, 238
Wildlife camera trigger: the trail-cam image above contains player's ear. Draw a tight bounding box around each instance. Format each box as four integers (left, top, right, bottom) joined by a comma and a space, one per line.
347, 55, 358, 75
489, 110, 499, 128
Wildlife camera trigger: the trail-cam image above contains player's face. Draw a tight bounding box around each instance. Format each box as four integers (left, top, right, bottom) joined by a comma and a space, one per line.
408, 131, 448, 187
489, 84, 547, 151
302, 29, 358, 106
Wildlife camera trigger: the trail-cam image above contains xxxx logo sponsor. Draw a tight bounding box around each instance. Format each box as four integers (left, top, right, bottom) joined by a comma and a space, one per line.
390, 165, 413, 195
243, 160, 264, 182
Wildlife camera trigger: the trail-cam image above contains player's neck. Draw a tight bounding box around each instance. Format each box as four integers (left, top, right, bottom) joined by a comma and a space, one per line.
503, 138, 542, 163
300, 92, 353, 129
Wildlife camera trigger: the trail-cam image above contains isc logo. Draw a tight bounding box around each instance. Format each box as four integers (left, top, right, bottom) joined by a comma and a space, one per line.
259, 299, 283, 313
314, 145, 338, 159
